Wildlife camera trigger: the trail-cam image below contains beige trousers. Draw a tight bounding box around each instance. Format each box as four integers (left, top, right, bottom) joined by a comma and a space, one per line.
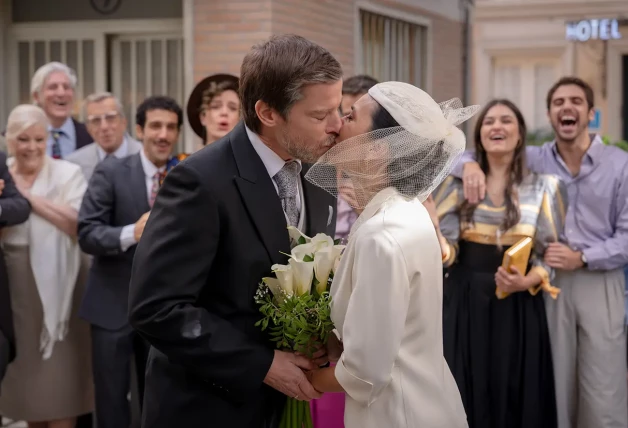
545, 268, 628, 428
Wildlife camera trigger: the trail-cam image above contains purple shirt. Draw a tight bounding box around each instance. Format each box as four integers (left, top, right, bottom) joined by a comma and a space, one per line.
335, 196, 359, 243
454, 135, 628, 271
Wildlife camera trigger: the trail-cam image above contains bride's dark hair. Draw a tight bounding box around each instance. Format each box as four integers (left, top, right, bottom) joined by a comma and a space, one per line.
371, 101, 447, 199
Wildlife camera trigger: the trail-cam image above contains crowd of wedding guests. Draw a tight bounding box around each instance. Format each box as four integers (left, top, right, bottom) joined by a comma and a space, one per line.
0, 60, 242, 428
0, 57, 626, 428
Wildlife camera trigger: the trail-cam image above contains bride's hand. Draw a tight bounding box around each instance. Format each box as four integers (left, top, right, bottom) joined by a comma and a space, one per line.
305, 369, 324, 394
326, 333, 343, 363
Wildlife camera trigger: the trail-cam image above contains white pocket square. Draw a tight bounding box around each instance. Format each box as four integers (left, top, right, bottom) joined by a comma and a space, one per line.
327, 205, 333, 226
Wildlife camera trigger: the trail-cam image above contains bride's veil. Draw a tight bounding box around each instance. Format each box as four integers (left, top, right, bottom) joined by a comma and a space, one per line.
304, 81, 480, 210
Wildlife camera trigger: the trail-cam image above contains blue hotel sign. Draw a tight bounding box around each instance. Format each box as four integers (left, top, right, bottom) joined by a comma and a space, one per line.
566, 19, 622, 42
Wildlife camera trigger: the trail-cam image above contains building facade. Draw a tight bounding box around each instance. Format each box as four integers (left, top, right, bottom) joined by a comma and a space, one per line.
0, 0, 466, 152
472, 0, 628, 141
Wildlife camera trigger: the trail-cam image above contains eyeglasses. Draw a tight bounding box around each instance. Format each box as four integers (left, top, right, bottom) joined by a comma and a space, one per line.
86, 111, 120, 127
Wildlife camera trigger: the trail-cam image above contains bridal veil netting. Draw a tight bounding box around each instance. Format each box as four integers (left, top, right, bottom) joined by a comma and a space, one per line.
304, 81, 481, 208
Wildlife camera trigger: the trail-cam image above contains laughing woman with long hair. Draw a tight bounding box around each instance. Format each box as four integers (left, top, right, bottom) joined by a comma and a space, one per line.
426, 99, 566, 428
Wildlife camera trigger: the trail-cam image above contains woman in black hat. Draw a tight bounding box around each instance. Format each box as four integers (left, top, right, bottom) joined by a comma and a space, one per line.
186, 73, 240, 150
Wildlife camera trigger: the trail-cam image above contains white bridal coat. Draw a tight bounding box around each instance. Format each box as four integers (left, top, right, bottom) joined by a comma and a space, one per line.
331, 187, 468, 428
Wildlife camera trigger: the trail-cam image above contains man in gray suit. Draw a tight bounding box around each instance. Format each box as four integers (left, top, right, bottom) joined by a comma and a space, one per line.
67, 92, 142, 181
77, 96, 183, 428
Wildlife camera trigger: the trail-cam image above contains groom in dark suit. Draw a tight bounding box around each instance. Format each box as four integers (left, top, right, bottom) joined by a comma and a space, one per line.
128, 34, 343, 427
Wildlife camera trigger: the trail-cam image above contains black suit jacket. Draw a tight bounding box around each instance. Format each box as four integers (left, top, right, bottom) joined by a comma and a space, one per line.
78, 153, 150, 330
0, 151, 31, 389
128, 123, 337, 428
72, 119, 92, 150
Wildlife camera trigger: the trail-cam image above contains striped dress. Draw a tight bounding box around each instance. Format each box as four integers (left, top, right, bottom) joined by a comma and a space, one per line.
435, 172, 567, 428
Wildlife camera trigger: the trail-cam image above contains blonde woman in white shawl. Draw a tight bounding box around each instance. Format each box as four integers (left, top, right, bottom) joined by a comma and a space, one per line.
0, 105, 93, 428
303, 82, 479, 428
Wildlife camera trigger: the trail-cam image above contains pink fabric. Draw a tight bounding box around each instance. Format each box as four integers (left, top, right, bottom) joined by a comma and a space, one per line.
310, 363, 345, 428
310, 392, 345, 428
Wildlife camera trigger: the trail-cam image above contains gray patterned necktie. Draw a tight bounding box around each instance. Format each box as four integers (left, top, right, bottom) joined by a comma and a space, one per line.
274, 161, 300, 227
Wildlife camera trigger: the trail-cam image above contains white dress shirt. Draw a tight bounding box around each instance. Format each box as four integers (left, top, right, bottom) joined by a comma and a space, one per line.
119, 149, 166, 251
245, 126, 306, 230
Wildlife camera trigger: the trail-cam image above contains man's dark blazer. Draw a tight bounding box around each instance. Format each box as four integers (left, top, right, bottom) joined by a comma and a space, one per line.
128, 122, 337, 428
73, 119, 92, 151
0, 151, 31, 390
78, 153, 150, 330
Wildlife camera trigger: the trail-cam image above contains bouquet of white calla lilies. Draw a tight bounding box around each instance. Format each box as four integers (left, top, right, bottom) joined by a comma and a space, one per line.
261, 226, 345, 302
255, 227, 345, 428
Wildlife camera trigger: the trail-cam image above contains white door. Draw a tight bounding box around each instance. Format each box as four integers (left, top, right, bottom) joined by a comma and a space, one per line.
111, 33, 186, 151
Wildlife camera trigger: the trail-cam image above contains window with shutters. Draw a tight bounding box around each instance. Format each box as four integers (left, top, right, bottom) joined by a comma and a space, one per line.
492, 58, 560, 132
359, 9, 428, 87
9, 20, 187, 152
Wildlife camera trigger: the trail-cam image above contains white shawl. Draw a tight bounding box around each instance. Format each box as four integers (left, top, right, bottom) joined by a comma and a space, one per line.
7, 156, 87, 359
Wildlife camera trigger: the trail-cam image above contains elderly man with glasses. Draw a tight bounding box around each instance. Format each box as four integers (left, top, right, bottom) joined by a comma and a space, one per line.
66, 92, 142, 181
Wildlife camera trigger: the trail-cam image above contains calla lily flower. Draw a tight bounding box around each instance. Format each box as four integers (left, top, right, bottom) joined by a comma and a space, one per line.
262, 277, 286, 303
311, 233, 334, 251
289, 258, 315, 296
287, 226, 311, 245
313, 247, 335, 294
291, 243, 316, 261
271, 263, 294, 295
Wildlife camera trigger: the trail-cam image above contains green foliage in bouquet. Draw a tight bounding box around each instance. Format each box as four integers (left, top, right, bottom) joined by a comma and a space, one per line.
254, 227, 346, 428
255, 282, 334, 357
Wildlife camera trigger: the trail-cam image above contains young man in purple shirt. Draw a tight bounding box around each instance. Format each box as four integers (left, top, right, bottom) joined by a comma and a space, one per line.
455, 77, 628, 428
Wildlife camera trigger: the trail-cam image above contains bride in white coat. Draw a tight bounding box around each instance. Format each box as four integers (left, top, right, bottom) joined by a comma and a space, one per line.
304, 82, 479, 428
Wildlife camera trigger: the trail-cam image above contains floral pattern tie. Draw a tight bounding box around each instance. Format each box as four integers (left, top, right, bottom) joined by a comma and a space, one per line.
149, 172, 161, 208
273, 161, 300, 227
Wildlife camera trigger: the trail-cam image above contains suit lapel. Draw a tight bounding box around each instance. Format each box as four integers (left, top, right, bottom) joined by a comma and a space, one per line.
127, 153, 150, 215
231, 123, 291, 265
301, 163, 334, 236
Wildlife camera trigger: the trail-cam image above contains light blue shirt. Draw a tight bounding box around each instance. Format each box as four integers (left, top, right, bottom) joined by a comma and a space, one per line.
47, 117, 76, 158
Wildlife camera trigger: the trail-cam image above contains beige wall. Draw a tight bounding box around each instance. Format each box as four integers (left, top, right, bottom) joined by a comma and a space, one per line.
472, 0, 628, 139
190, 0, 464, 102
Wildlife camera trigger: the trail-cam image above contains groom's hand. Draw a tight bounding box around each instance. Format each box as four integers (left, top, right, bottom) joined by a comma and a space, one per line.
295, 344, 328, 367
264, 350, 322, 401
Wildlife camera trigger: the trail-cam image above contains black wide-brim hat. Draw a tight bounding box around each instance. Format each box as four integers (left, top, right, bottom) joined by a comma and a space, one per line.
186, 73, 240, 139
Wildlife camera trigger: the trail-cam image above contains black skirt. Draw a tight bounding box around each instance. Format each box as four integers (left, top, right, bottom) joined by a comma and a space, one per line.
443, 241, 557, 428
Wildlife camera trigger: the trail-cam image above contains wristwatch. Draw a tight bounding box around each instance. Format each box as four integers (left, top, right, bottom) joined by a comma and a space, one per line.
580, 252, 588, 268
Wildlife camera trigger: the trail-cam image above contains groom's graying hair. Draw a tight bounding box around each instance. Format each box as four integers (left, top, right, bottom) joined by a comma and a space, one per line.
240, 34, 343, 133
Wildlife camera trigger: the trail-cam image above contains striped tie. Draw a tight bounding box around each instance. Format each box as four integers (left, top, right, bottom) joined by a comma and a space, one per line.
51, 130, 63, 159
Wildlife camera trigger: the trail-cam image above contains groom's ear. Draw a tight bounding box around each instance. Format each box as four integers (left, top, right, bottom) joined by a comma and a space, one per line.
255, 100, 281, 129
